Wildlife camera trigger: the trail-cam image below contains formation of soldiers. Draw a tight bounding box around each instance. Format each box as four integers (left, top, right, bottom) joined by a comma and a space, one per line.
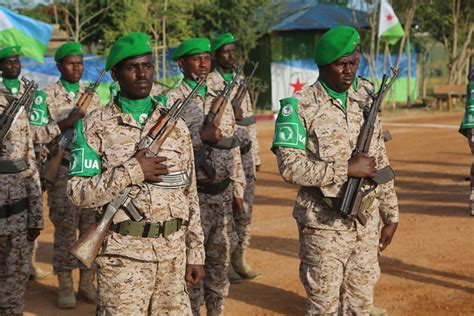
0, 26, 400, 316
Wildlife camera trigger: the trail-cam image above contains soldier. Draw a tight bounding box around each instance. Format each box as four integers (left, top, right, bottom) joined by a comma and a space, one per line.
167, 38, 246, 315
272, 26, 399, 315
0, 60, 44, 314
208, 33, 261, 282
0, 45, 50, 280
67, 32, 205, 315
29, 42, 100, 309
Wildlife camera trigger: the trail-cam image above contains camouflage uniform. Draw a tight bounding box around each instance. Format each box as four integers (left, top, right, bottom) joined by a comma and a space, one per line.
468, 130, 474, 215
30, 81, 100, 274
167, 80, 245, 314
67, 97, 205, 314
274, 80, 399, 315
0, 94, 44, 314
207, 70, 260, 253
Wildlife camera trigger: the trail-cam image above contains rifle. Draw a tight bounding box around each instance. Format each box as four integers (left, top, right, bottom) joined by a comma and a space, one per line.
70, 76, 206, 268
337, 68, 400, 225
194, 66, 243, 178
231, 62, 258, 120
42, 69, 106, 185
0, 78, 37, 141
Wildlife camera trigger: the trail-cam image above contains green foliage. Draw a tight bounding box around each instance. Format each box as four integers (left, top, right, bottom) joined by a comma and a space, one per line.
17, 4, 55, 24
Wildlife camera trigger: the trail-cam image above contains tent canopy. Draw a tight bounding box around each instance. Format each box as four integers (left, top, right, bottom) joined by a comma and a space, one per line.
272, 3, 369, 32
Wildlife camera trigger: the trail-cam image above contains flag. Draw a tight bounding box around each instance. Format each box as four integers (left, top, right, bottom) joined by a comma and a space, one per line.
378, 0, 404, 45
0, 6, 53, 62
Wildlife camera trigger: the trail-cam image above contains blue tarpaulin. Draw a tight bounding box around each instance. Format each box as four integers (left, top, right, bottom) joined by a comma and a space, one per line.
273, 3, 369, 31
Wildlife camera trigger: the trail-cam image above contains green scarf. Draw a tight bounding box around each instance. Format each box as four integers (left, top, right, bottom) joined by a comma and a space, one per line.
60, 79, 80, 99
3, 78, 20, 96
118, 94, 155, 126
320, 79, 348, 111
184, 78, 207, 97
220, 71, 234, 85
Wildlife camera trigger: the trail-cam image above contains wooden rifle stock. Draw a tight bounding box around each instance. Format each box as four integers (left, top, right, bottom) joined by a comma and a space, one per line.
42, 70, 106, 185
70, 77, 205, 267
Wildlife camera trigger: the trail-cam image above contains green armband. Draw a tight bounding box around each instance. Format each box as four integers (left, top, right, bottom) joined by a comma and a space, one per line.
70, 119, 101, 177
271, 97, 307, 153
28, 90, 49, 126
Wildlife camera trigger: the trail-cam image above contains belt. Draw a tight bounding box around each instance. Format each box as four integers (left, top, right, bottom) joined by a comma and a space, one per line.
110, 218, 187, 238
197, 178, 231, 195
0, 198, 28, 219
211, 136, 240, 150
240, 141, 253, 155
300, 187, 375, 213
0, 158, 28, 173
236, 116, 257, 126
146, 170, 190, 188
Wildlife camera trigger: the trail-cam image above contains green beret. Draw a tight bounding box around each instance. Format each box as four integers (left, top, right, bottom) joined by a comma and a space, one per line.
211, 33, 235, 52
314, 26, 360, 67
172, 38, 211, 62
55, 42, 83, 62
106, 32, 152, 71
0, 45, 21, 60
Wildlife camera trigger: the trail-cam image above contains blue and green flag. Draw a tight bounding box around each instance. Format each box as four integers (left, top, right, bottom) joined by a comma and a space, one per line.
0, 6, 53, 62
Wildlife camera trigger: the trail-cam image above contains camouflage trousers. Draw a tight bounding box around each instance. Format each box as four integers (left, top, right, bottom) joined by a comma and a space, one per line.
0, 232, 30, 315
468, 130, 474, 214
95, 242, 191, 316
298, 224, 380, 316
188, 200, 237, 315
47, 169, 95, 273
234, 150, 256, 251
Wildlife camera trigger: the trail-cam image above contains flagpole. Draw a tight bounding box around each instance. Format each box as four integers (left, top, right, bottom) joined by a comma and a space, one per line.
375, 0, 382, 85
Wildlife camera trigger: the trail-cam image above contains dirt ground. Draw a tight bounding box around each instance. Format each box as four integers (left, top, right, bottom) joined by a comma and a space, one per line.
25, 111, 474, 316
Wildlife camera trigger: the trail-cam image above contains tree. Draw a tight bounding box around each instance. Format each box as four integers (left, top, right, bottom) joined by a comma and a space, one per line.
416, 0, 473, 84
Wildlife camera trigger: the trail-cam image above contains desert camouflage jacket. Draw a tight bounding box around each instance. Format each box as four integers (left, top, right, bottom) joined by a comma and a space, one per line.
167, 79, 246, 204
0, 93, 44, 234
67, 97, 205, 264
274, 78, 399, 232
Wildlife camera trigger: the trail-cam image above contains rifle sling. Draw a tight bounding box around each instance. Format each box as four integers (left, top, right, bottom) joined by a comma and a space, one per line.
236, 116, 257, 126
0, 158, 28, 173
210, 135, 240, 149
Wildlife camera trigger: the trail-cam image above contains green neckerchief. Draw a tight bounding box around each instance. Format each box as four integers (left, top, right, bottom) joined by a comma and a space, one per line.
184, 78, 207, 97
219, 71, 234, 85
3, 78, 21, 96
352, 76, 358, 91
118, 94, 155, 126
60, 79, 80, 99
320, 79, 348, 111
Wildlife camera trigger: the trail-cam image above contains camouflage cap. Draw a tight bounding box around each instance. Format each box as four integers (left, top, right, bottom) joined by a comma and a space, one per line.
172, 38, 211, 62
0, 45, 21, 60
211, 33, 236, 52
55, 42, 83, 62
314, 26, 360, 67
106, 32, 153, 71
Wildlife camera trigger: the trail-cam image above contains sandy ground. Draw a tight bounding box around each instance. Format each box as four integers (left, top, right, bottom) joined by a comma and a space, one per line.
25, 111, 474, 316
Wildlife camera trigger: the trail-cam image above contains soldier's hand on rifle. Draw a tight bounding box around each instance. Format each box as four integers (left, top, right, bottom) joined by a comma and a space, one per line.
58, 107, 85, 132
200, 123, 222, 144
185, 264, 205, 285
27, 228, 41, 241
135, 149, 169, 182
379, 222, 398, 251
233, 106, 243, 121
347, 153, 376, 178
